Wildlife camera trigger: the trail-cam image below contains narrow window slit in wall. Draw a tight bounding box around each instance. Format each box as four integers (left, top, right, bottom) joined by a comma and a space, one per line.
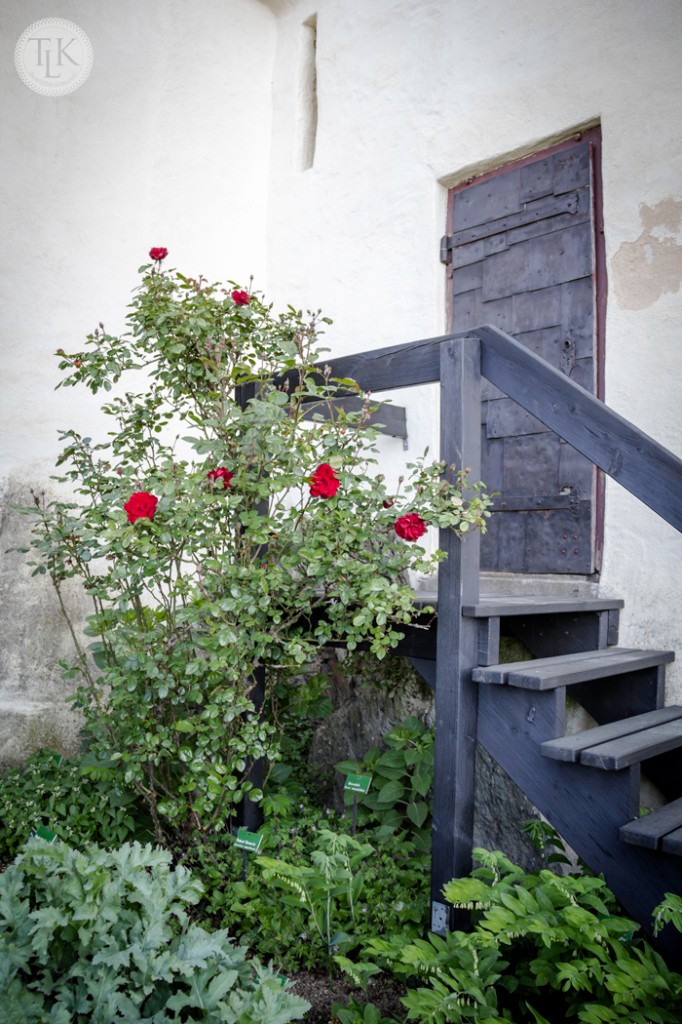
296, 15, 318, 171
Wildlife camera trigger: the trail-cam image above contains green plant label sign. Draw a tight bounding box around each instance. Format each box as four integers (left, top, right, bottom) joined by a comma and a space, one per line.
30, 825, 57, 844
344, 773, 372, 794
235, 828, 263, 853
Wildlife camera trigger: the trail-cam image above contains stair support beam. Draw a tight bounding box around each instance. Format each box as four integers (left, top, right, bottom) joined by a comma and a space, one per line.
478, 684, 682, 960
430, 336, 482, 933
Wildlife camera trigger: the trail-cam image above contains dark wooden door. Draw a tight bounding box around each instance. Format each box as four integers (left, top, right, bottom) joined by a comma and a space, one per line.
445, 137, 603, 574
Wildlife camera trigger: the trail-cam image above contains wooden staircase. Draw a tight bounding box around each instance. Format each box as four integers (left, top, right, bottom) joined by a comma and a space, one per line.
316, 324, 682, 963
461, 596, 681, 960
403, 593, 682, 960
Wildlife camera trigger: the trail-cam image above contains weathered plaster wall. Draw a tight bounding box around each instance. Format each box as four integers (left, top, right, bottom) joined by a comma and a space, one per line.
2, 0, 682, 763
611, 199, 682, 312
0, 0, 276, 762
262, 0, 682, 693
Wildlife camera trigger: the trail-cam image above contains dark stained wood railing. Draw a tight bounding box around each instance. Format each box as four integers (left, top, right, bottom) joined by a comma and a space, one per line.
477, 326, 682, 535
320, 324, 682, 931
326, 327, 682, 535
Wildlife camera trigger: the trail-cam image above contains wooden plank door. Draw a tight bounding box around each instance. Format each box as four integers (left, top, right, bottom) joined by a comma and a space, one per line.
444, 134, 604, 574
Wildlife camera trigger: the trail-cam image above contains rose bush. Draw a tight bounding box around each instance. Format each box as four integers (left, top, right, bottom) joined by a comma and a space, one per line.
20, 254, 491, 849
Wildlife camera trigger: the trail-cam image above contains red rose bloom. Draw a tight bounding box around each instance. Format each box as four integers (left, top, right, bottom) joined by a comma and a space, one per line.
231, 289, 250, 306
394, 513, 427, 541
124, 491, 158, 524
207, 467, 234, 489
149, 247, 168, 262
309, 463, 340, 498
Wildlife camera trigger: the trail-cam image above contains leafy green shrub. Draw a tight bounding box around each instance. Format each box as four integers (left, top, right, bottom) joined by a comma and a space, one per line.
198, 714, 434, 974
349, 849, 682, 1023
185, 796, 347, 971
0, 749, 151, 859
17, 254, 490, 848
258, 829, 375, 956
262, 666, 335, 816
208, 815, 429, 975
337, 716, 434, 853
0, 837, 309, 1023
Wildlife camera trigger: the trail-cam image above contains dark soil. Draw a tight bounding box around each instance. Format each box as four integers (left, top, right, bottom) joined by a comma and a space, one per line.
290, 970, 406, 1023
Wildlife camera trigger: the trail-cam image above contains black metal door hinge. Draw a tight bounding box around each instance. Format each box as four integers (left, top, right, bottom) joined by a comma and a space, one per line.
440, 235, 453, 265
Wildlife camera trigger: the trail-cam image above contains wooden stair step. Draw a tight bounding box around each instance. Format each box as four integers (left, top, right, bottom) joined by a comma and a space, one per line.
472, 647, 674, 690
620, 797, 682, 851
462, 596, 624, 618
662, 827, 682, 855
542, 705, 682, 763
541, 705, 682, 768
581, 720, 682, 770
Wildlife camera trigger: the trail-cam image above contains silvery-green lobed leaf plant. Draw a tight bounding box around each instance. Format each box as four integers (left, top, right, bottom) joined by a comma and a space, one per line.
18, 249, 491, 848
0, 837, 309, 1023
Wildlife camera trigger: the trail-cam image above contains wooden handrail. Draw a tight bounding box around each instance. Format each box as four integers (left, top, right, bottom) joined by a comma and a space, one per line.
477, 325, 682, 536
323, 326, 682, 536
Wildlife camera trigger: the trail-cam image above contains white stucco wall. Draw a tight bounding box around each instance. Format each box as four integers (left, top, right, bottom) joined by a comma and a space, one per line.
1, 0, 276, 477
262, 0, 682, 693
2, 0, 682, 761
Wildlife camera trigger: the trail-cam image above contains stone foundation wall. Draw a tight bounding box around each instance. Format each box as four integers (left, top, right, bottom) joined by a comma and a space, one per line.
0, 478, 85, 767
308, 651, 549, 871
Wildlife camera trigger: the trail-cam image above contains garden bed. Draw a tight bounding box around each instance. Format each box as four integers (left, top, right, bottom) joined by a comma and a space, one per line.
291, 971, 406, 1023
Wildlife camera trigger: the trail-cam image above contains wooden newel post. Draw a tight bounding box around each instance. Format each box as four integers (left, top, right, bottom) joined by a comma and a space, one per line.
430, 337, 482, 935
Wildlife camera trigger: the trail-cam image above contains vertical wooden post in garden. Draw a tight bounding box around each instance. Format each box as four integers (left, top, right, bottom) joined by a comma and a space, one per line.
242, 666, 265, 832
235, 380, 265, 832
430, 336, 482, 934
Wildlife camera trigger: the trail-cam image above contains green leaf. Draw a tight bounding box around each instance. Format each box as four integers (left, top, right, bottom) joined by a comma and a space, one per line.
406, 800, 428, 828
375, 780, 404, 806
